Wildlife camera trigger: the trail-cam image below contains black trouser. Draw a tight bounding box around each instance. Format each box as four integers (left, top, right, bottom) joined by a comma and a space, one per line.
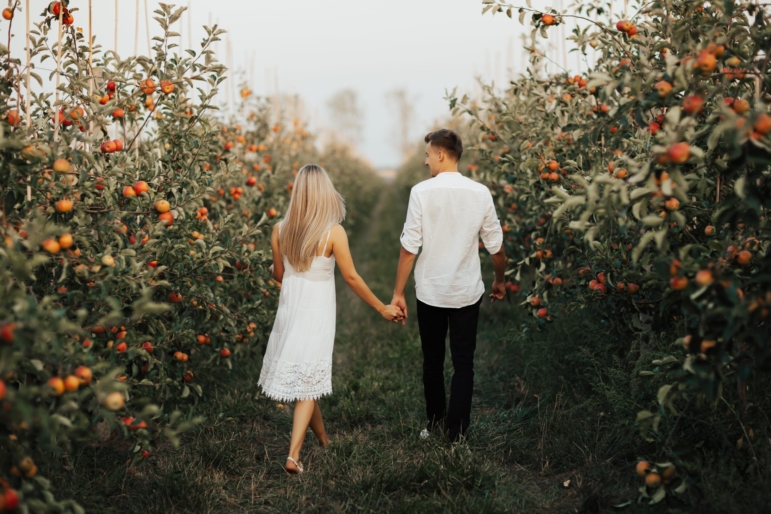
416, 295, 482, 438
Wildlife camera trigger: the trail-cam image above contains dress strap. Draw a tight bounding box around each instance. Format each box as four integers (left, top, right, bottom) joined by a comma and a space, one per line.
321, 230, 331, 256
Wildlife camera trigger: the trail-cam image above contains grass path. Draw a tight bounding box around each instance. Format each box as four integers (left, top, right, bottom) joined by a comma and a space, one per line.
49, 184, 592, 513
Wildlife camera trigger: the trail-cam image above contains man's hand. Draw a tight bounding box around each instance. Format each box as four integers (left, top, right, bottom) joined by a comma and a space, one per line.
391, 294, 408, 325
490, 280, 506, 303
379, 304, 405, 322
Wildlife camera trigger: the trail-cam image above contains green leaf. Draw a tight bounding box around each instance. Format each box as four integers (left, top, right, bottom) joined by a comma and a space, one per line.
649, 485, 667, 504
642, 215, 664, 227
657, 384, 673, 405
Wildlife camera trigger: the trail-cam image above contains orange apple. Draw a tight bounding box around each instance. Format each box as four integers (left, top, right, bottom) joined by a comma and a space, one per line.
154, 199, 171, 213
53, 158, 71, 173
48, 377, 65, 396
74, 366, 92, 384
696, 51, 717, 73
133, 181, 150, 195
645, 473, 661, 488
670, 276, 688, 290
58, 233, 73, 249
158, 211, 174, 226
667, 142, 690, 164
55, 198, 74, 213
160, 80, 174, 94
140, 78, 156, 95
682, 95, 704, 115
733, 98, 751, 114
103, 391, 125, 410
736, 250, 752, 266
665, 198, 680, 211
754, 113, 771, 134
695, 270, 713, 286
63, 375, 80, 392
42, 239, 60, 254
655, 80, 672, 97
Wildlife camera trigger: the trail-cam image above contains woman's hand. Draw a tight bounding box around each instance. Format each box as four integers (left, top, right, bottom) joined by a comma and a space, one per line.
379, 304, 405, 322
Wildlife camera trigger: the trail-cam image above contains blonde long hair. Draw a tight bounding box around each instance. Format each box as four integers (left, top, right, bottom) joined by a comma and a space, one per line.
279, 164, 346, 271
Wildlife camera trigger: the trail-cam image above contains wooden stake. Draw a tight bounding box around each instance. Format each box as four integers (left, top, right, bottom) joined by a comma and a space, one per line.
88, 0, 94, 141
53, 4, 65, 142
114, 0, 119, 56
144, 0, 151, 55
25, 0, 31, 130
208, 12, 213, 95
24, 0, 32, 202
560, 0, 568, 71
188, 1, 192, 50
227, 37, 233, 115
134, 0, 139, 56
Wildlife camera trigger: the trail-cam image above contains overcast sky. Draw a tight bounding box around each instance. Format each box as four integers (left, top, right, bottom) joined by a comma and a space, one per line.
11, 0, 605, 168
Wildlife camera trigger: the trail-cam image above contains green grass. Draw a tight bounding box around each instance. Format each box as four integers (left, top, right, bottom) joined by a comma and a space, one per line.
42, 183, 771, 513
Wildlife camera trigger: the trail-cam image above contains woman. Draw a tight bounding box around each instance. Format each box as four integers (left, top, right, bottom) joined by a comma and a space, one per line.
258, 164, 403, 474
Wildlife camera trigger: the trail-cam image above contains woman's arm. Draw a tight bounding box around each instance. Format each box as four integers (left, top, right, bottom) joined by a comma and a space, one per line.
330, 225, 403, 321
270, 223, 285, 283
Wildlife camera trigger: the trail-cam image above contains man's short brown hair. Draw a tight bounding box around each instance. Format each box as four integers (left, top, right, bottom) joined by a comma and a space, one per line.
425, 129, 463, 161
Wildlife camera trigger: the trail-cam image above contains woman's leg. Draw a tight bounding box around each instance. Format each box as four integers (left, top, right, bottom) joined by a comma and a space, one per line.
308, 401, 330, 447
287, 399, 315, 470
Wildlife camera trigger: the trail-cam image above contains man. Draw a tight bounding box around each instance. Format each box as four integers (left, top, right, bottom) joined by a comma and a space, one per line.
391, 128, 507, 443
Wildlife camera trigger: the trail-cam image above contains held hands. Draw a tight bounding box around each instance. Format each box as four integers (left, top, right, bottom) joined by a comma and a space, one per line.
390, 294, 408, 326
489, 280, 506, 303
380, 304, 405, 322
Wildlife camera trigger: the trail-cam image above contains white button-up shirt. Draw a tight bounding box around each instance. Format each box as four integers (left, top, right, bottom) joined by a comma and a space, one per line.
400, 171, 503, 308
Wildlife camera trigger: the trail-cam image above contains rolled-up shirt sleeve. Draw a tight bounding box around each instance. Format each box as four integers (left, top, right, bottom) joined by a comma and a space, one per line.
400, 189, 422, 254
480, 191, 503, 254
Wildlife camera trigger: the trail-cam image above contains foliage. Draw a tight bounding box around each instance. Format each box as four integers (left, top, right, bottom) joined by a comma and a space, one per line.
452, 0, 771, 505
0, 2, 377, 510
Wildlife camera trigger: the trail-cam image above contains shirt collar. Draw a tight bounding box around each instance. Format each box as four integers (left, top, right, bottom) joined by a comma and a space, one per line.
434, 171, 461, 178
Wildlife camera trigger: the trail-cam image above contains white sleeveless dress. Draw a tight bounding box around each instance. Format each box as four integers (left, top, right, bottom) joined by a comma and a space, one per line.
258, 230, 336, 402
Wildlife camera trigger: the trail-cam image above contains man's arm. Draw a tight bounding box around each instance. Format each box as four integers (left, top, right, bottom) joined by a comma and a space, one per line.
393, 189, 422, 324
489, 244, 507, 302
480, 190, 506, 302
391, 247, 416, 324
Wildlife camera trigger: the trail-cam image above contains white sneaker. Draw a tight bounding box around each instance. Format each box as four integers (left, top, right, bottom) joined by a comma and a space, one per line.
420, 428, 430, 440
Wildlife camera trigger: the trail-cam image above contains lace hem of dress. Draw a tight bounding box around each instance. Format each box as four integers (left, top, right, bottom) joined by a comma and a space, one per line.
258, 357, 332, 403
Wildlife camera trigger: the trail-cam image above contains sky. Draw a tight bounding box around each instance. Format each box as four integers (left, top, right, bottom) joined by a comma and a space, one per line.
9, 0, 607, 168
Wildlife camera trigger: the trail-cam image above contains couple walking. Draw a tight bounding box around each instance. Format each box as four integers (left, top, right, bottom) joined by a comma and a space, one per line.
257, 129, 507, 474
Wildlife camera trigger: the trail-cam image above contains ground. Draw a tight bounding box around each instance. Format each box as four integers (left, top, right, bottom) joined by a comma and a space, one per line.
44, 184, 677, 513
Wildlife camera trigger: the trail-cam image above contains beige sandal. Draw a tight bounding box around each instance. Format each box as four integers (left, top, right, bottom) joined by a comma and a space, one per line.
285, 456, 304, 474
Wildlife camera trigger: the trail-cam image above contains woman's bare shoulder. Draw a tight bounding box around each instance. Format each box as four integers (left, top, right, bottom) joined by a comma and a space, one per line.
328, 224, 347, 247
